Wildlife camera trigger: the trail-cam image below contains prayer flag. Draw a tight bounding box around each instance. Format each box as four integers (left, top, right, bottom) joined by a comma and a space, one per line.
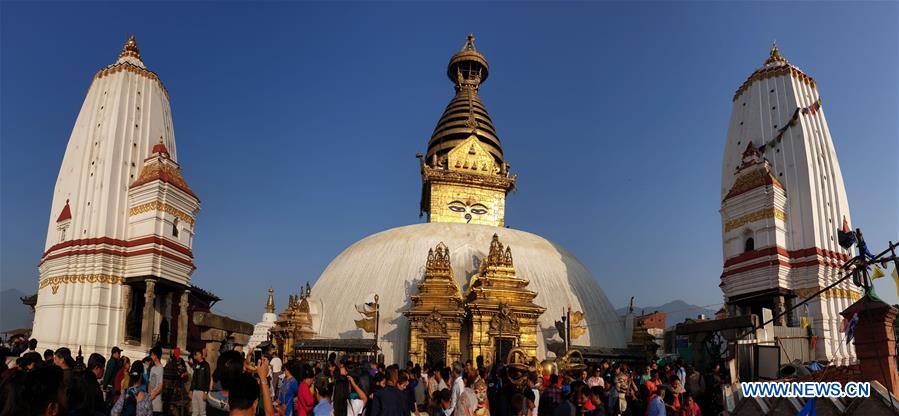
797, 397, 816, 416
872, 265, 886, 280
892, 266, 899, 299
837, 217, 856, 249
845, 313, 859, 345
354, 317, 376, 333
801, 316, 809, 329
570, 310, 585, 325
840, 316, 848, 332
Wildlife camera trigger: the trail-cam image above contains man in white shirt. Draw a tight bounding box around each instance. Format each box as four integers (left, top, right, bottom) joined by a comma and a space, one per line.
269, 352, 283, 397
429, 368, 448, 396
445, 362, 465, 416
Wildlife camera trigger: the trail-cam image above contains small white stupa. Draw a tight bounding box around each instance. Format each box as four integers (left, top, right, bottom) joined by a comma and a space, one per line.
247, 288, 277, 352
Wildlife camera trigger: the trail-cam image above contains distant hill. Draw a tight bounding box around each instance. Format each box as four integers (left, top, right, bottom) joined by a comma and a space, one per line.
616, 300, 717, 328
1, 288, 34, 332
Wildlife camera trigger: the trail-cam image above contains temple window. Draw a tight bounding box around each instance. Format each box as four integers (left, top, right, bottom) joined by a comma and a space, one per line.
172, 217, 180, 238
744, 237, 755, 252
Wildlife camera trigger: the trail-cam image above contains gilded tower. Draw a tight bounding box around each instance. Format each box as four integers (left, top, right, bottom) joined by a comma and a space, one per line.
465, 234, 545, 364
271, 283, 316, 357
404, 243, 465, 368
420, 34, 516, 227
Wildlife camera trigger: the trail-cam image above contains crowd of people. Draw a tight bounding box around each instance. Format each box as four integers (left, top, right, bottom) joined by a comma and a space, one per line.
0, 339, 730, 416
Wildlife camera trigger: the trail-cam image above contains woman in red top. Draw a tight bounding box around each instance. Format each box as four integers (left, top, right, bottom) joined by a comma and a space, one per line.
295, 365, 315, 416
682, 393, 701, 416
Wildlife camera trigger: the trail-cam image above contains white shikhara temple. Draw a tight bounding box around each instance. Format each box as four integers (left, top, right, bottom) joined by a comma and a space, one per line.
32, 37, 202, 358
247, 289, 278, 352
719, 44, 859, 364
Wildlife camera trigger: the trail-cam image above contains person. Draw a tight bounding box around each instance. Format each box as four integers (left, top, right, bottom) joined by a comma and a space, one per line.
669, 378, 685, 413
682, 393, 701, 416
227, 363, 275, 416
207, 350, 244, 416
332, 366, 367, 416
646, 386, 665, 416
53, 347, 75, 388
0, 364, 66, 415
643, 370, 660, 395
445, 362, 466, 416
551, 381, 577, 416
76, 352, 107, 414
675, 359, 686, 388
587, 386, 605, 416
44, 349, 55, 364
430, 388, 452, 416
605, 375, 619, 416
19, 338, 38, 357
411, 366, 427, 411
276, 360, 299, 416
429, 365, 448, 397
370, 366, 409, 416
147, 346, 164, 416
112, 361, 153, 416
312, 382, 332, 416
526, 372, 540, 416
269, 351, 283, 397
539, 374, 561, 416
163, 348, 189, 416
190, 349, 212, 416
638, 366, 651, 385
115, 356, 132, 400
587, 368, 604, 389
296, 364, 315, 416
103, 347, 123, 395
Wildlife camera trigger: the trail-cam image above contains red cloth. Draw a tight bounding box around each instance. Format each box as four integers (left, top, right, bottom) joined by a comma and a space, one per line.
296, 380, 315, 416
113, 367, 126, 392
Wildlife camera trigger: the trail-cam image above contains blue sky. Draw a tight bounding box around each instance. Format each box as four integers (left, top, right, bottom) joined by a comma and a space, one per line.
1, 2, 896, 324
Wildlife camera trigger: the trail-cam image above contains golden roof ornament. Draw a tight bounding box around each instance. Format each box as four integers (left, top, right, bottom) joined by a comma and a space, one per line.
265, 287, 275, 313
764, 41, 788, 66
448, 33, 489, 89
119, 35, 142, 61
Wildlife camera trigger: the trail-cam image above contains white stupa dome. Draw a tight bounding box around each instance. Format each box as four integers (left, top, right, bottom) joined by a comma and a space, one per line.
310, 222, 625, 363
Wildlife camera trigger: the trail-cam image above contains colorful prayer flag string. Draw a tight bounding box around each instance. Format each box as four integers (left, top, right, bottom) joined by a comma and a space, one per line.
760, 99, 823, 153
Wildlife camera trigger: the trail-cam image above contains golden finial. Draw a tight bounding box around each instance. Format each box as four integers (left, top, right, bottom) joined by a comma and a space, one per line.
119, 35, 142, 61
764, 40, 787, 65
463, 33, 477, 51
265, 287, 275, 313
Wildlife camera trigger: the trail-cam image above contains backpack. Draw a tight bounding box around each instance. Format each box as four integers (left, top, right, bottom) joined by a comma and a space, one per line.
122, 388, 138, 416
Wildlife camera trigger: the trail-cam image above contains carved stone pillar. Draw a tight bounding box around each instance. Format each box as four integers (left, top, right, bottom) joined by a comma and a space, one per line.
141, 279, 157, 347
120, 284, 132, 344
773, 295, 786, 326
178, 289, 190, 349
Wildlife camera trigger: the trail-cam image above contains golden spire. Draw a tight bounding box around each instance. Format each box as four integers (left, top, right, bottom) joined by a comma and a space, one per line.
764, 40, 787, 65
265, 287, 275, 313
119, 35, 142, 61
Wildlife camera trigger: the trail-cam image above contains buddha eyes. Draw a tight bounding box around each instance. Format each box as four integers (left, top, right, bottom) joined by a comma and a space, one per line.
447, 201, 488, 216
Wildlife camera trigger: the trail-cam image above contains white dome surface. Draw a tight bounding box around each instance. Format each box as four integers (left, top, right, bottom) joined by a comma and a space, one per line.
310, 223, 625, 363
